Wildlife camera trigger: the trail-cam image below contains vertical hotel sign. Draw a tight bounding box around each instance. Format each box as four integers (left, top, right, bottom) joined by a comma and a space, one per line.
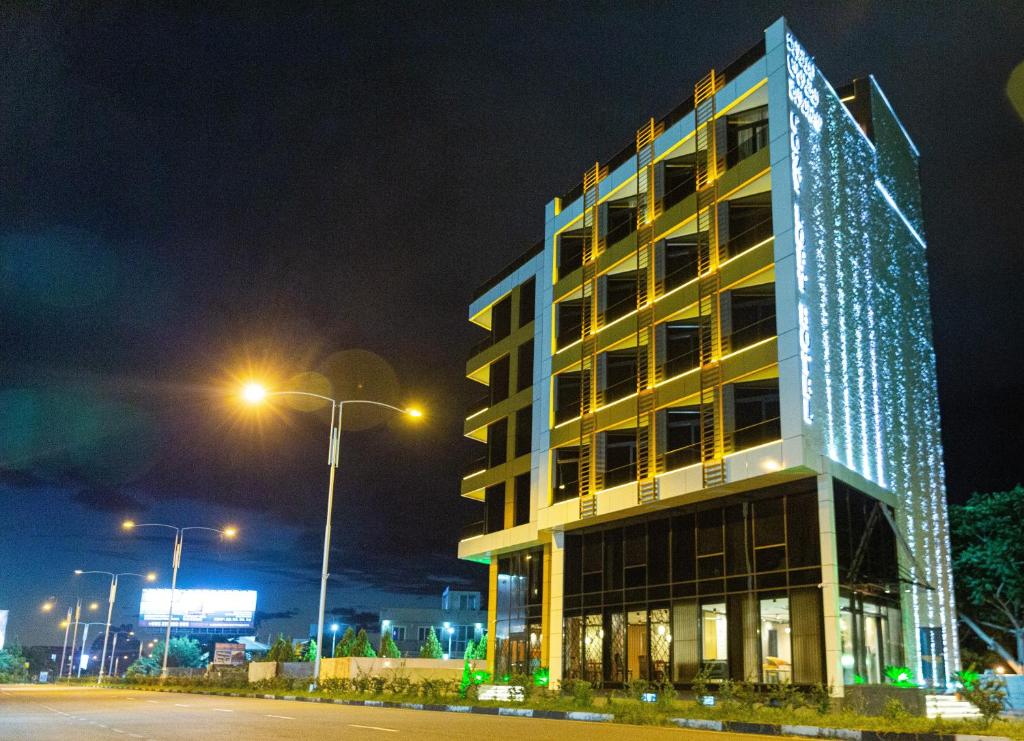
786, 31, 820, 425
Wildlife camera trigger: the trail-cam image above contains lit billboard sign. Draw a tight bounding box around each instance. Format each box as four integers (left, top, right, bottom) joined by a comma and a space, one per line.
138, 589, 256, 629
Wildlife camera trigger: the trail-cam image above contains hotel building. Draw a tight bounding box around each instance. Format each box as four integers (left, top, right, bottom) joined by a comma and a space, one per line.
458, 17, 958, 692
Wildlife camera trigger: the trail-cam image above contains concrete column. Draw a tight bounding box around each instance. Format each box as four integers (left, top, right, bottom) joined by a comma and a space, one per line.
547, 531, 565, 689
816, 473, 844, 696
486, 558, 498, 676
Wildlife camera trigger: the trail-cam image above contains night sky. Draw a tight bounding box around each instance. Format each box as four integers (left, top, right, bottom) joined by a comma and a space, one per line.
2, 3, 1022, 647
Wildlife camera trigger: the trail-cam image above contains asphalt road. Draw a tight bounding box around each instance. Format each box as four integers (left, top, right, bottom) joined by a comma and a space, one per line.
0, 684, 778, 740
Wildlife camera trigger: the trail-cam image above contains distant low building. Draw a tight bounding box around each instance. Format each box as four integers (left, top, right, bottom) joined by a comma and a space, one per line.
380, 588, 486, 659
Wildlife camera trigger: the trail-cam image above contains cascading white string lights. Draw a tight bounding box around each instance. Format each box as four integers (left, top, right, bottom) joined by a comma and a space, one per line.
784, 28, 958, 687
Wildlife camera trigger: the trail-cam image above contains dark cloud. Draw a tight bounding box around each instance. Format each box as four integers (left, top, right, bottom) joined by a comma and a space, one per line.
70, 485, 147, 513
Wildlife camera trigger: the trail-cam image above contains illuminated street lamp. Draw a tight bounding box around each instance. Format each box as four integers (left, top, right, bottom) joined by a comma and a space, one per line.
241, 382, 422, 687
330, 623, 340, 656
122, 521, 237, 677
444, 622, 454, 658
63, 598, 100, 681
70, 621, 107, 678
74, 569, 156, 684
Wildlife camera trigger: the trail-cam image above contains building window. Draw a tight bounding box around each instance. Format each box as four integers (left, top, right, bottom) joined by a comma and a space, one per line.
660, 155, 696, 210
603, 201, 637, 245
554, 372, 581, 424
517, 340, 534, 392
760, 596, 791, 683
720, 192, 773, 259
602, 430, 637, 488
727, 285, 776, 351
661, 236, 700, 291
514, 472, 530, 526
601, 271, 638, 324
495, 549, 544, 678
514, 405, 532, 458
553, 446, 581, 502
558, 233, 584, 279
492, 295, 512, 341
731, 379, 780, 450
561, 486, 827, 686
663, 406, 700, 470
601, 349, 638, 403
487, 418, 508, 467
725, 104, 769, 168
518, 278, 535, 327
391, 626, 406, 641
489, 354, 510, 404
417, 626, 433, 642
661, 322, 700, 378
556, 299, 585, 349
485, 483, 505, 533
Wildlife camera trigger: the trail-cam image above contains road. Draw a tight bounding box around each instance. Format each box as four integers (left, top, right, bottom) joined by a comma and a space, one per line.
0, 684, 778, 740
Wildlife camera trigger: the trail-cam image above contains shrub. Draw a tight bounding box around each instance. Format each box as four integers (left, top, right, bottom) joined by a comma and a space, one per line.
883, 696, 910, 721
319, 677, 352, 694
351, 629, 377, 658
560, 679, 594, 707
690, 665, 713, 702
380, 633, 401, 659
386, 675, 413, 696
720, 678, 758, 710
419, 677, 456, 702
883, 665, 915, 688
623, 678, 652, 700
808, 682, 833, 715
765, 681, 802, 710
960, 673, 1007, 727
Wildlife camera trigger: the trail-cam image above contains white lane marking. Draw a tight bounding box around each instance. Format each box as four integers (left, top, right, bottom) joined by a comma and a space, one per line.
174, 703, 191, 707
348, 724, 399, 733
213, 708, 233, 712
146, 700, 160, 704
266, 714, 295, 720
128, 734, 146, 739
112, 730, 126, 735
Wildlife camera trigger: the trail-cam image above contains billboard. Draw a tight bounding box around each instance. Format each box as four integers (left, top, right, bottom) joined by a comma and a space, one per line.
138, 589, 256, 629
213, 643, 246, 666
0, 609, 7, 650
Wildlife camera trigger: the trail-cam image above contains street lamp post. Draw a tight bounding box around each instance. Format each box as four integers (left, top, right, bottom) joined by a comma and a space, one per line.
446, 624, 454, 658
330, 623, 339, 657
241, 383, 421, 688
74, 570, 155, 684
107, 631, 133, 677
73, 622, 108, 678
122, 521, 237, 678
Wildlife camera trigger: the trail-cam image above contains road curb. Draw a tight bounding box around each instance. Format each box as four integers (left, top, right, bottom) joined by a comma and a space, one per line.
106, 685, 613, 724
670, 717, 1011, 741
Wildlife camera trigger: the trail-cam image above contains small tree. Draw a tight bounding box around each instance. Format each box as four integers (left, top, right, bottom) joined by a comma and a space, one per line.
951, 486, 1024, 674
150, 637, 204, 668
0, 646, 28, 682
380, 633, 401, 659
351, 629, 377, 658
419, 626, 443, 659
334, 627, 355, 657
125, 656, 160, 677
267, 635, 295, 663
463, 638, 476, 660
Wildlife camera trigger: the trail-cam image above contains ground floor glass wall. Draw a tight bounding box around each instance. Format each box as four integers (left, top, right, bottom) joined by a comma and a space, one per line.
494, 547, 544, 678
561, 483, 826, 686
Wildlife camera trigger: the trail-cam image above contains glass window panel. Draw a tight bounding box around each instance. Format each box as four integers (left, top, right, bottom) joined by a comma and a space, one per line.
565, 534, 582, 596
606, 612, 625, 684
755, 545, 786, 572
650, 608, 671, 682
648, 519, 670, 585
726, 503, 751, 576
624, 524, 646, 566
604, 529, 623, 591
786, 492, 820, 567
754, 497, 785, 546
698, 554, 724, 579
625, 565, 646, 588
700, 601, 729, 679
583, 531, 602, 573
672, 514, 696, 582
760, 596, 792, 683
697, 509, 723, 555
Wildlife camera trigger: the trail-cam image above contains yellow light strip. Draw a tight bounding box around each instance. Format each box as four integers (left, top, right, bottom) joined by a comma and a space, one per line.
462, 470, 486, 481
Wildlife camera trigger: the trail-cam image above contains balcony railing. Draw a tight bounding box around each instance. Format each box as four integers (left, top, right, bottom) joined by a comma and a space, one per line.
461, 520, 486, 540
462, 456, 487, 479
466, 394, 489, 418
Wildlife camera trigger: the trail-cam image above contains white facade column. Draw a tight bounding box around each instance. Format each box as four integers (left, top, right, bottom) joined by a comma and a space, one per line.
816, 472, 844, 695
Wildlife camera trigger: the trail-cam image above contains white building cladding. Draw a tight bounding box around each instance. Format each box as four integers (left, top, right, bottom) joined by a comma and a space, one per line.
459, 17, 957, 692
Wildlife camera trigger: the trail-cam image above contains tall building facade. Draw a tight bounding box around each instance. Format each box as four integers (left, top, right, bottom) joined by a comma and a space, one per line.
459, 17, 957, 693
